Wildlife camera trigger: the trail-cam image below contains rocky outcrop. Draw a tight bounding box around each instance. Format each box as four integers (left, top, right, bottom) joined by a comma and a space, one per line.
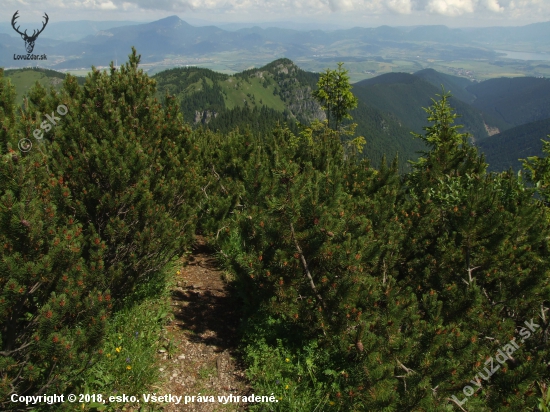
279, 84, 325, 123
288, 99, 325, 123
194, 110, 218, 124
484, 122, 500, 136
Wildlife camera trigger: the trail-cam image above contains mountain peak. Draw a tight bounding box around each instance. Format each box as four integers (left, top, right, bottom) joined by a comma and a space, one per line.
157, 15, 181, 23
149, 15, 190, 28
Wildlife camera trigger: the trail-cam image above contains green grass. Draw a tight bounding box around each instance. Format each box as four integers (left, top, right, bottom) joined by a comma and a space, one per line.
4, 68, 86, 105
62, 69, 93, 77
57, 260, 179, 412
5, 71, 61, 105
198, 364, 217, 380
186, 78, 208, 93
240, 312, 342, 412
220, 75, 286, 111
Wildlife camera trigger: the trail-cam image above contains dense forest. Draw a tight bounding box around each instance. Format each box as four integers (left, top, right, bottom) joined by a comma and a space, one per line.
2, 49, 550, 411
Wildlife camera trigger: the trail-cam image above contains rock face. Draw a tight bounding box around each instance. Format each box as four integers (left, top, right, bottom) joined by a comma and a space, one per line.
270, 61, 325, 124
194, 110, 218, 124
288, 93, 326, 124
484, 122, 500, 137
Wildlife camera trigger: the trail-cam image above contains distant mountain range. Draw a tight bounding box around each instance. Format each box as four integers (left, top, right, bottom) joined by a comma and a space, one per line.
4, 61, 550, 173
0, 20, 141, 42
1, 16, 550, 71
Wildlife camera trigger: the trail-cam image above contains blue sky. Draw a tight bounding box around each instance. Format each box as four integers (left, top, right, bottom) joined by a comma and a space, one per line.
3, 0, 550, 28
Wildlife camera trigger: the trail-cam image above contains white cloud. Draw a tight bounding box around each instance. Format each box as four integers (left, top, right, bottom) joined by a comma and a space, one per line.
387, 0, 413, 13
426, 0, 475, 16
326, 0, 355, 12
98, 1, 117, 10
2, 0, 550, 25
483, 0, 504, 12
121, 2, 139, 10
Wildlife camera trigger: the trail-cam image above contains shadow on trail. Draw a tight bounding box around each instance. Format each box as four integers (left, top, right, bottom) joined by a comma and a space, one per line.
171, 239, 241, 351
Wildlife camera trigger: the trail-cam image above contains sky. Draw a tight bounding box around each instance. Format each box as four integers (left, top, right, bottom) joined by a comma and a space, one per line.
3, 0, 550, 29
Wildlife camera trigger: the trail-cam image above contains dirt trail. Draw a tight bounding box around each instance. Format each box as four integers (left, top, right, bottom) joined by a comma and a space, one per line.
157, 237, 250, 411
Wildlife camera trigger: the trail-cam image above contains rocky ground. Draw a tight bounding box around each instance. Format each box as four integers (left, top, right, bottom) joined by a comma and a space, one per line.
155, 237, 250, 411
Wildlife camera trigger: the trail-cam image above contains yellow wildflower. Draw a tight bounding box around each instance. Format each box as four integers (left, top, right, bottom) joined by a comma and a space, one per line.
285, 358, 290, 362
285, 385, 289, 390
126, 365, 131, 370
115, 347, 121, 353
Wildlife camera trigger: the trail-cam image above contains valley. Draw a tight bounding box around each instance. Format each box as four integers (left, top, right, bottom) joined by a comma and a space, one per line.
147, 45, 550, 84
3, 16, 550, 83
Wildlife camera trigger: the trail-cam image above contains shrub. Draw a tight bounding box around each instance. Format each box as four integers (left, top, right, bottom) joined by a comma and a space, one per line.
206, 95, 550, 410
0, 49, 202, 407
22, 48, 202, 305
0, 69, 109, 407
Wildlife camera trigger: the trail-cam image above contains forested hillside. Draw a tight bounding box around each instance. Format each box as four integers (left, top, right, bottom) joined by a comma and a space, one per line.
152, 58, 323, 129
466, 77, 550, 127
7, 64, 548, 174
478, 118, 550, 171
413, 68, 476, 104
2, 49, 550, 411
152, 61, 547, 172
353, 72, 497, 141
346, 100, 426, 172
152, 63, 430, 171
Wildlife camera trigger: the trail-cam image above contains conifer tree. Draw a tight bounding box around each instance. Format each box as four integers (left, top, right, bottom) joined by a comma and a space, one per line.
401, 92, 550, 410
522, 136, 550, 204
313, 63, 358, 131
25, 48, 202, 303
0, 69, 109, 407
215, 91, 550, 411
408, 90, 486, 187
211, 120, 422, 409
196, 83, 550, 411
192, 126, 255, 238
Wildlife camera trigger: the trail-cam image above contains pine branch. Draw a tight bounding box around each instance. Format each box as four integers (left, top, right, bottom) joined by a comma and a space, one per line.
201, 179, 211, 199
396, 358, 415, 375
446, 397, 468, 412
395, 359, 415, 393
0, 341, 33, 357
466, 265, 481, 284
211, 164, 228, 194
289, 222, 325, 309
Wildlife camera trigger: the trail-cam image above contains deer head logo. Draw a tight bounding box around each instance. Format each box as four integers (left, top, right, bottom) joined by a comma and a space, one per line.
11, 11, 49, 54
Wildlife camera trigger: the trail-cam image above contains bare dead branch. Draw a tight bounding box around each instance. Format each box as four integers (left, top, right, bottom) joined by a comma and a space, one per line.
290, 222, 325, 308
